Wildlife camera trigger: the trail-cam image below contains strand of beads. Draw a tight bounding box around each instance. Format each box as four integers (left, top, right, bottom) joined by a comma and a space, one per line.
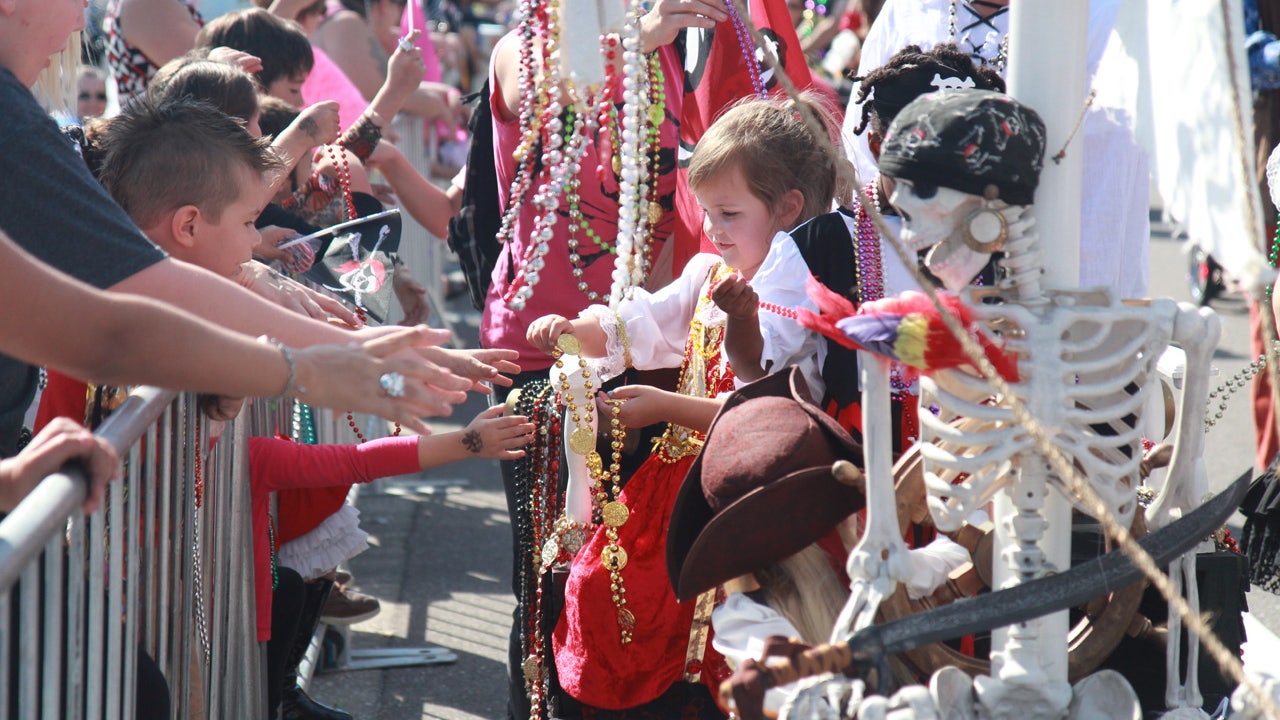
565, 103, 611, 303
758, 300, 798, 319
726, 0, 767, 97
503, 0, 569, 309
1268, 211, 1280, 300
496, 2, 547, 246
324, 143, 358, 221
521, 382, 554, 719
188, 410, 212, 667
505, 97, 569, 310
855, 178, 886, 303
1204, 341, 1280, 431
609, 0, 652, 308
554, 335, 598, 458
636, 54, 667, 286
599, 399, 634, 643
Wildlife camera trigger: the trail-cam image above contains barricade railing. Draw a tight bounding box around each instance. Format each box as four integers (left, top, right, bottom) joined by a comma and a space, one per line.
0, 388, 285, 719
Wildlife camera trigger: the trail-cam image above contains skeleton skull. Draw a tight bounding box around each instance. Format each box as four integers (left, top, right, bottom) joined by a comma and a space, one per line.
887, 180, 992, 292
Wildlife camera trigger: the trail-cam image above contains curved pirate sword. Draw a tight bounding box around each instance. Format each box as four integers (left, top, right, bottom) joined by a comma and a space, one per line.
722, 469, 1252, 707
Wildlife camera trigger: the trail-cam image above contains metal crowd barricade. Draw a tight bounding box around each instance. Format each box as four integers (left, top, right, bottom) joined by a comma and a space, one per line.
0, 388, 283, 719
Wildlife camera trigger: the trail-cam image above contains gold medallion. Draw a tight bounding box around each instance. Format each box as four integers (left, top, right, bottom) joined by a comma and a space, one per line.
522, 656, 542, 687
569, 427, 595, 455
540, 538, 560, 571
586, 451, 604, 478
556, 334, 581, 356
602, 544, 629, 571
562, 526, 586, 555
601, 501, 630, 528
647, 202, 663, 225
617, 607, 636, 631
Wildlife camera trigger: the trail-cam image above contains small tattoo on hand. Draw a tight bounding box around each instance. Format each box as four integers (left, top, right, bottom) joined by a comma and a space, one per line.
462, 430, 483, 454
299, 116, 320, 139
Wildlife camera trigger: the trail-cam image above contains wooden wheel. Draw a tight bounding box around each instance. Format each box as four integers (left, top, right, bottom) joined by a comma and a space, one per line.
878, 442, 1149, 682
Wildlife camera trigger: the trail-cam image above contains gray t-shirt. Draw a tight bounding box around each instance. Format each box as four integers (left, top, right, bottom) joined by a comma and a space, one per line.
0, 67, 166, 456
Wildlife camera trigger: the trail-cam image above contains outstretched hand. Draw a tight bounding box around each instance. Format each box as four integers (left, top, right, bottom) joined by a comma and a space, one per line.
640, 0, 728, 53
456, 405, 535, 460
0, 418, 120, 514
293, 325, 472, 432
420, 346, 520, 392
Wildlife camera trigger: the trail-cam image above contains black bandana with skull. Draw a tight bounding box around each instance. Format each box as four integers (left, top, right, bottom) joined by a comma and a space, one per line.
878, 90, 1046, 206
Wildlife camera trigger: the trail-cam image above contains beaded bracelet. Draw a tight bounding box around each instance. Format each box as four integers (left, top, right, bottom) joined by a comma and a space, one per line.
258, 336, 306, 399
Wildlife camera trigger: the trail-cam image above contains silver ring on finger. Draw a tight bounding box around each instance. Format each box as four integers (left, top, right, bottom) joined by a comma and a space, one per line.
380, 371, 407, 398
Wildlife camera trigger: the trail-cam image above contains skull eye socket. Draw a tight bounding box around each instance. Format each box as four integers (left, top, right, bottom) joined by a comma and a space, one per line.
911, 182, 938, 200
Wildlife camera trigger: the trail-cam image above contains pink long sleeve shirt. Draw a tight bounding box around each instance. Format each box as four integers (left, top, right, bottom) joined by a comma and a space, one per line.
249, 435, 420, 640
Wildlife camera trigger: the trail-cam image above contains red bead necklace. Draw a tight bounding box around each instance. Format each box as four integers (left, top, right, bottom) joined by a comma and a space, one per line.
325, 143, 358, 221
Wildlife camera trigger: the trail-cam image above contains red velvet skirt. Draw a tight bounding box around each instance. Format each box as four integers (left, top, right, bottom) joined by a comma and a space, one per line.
553, 452, 727, 712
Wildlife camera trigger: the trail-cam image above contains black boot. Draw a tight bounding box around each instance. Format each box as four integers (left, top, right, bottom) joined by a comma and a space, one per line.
279, 578, 353, 720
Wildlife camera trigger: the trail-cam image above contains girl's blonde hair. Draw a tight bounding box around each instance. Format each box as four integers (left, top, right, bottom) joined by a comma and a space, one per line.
687, 91, 848, 225
754, 543, 847, 645
33, 32, 83, 117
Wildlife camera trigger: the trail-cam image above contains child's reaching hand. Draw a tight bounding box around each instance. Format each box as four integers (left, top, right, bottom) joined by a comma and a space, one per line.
711, 272, 760, 320
597, 386, 668, 429
527, 314, 574, 355
456, 405, 534, 460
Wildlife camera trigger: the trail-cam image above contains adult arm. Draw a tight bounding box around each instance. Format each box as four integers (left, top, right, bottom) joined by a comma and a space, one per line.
113, 257, 511, 397
111, 257, 368, 349
368, 141, 458, 237
0, 231, 458, 426
364, 30, 429, 128
118, 0, 201, 68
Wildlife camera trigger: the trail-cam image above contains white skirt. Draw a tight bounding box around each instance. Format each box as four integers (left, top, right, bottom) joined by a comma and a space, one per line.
277, 504, 369, 581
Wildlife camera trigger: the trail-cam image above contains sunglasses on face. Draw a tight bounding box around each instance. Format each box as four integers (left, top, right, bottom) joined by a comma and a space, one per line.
79, 92, 108, 101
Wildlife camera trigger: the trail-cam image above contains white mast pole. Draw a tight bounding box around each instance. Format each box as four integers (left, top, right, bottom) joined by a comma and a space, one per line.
998, 0, 1088, 688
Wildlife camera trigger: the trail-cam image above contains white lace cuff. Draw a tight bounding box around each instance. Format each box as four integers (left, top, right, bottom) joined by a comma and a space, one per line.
579, 305, 628, 381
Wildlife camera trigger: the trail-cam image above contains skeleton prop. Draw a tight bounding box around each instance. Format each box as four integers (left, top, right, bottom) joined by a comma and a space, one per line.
787, 90, 1223, 719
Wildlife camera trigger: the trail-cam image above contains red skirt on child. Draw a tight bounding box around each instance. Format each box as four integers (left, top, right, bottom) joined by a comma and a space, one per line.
553, 451, 728, 714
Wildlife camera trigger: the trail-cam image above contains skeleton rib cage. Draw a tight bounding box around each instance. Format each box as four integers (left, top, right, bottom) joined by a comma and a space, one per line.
918, 290, 1181, 535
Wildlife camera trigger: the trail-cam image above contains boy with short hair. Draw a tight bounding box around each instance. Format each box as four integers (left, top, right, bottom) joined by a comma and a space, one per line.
98, 96, 285, 278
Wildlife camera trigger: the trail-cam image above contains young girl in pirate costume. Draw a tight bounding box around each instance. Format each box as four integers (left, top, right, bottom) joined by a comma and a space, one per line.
719, 43, 1004, 459
525, 94, 840, 717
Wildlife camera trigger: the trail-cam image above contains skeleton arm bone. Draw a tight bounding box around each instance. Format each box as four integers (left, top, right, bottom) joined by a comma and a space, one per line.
833, 353, 916, 638
1147, 304, 1220, 529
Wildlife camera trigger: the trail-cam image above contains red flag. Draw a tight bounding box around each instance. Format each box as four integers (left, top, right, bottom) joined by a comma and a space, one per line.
671, 0, 814, 273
